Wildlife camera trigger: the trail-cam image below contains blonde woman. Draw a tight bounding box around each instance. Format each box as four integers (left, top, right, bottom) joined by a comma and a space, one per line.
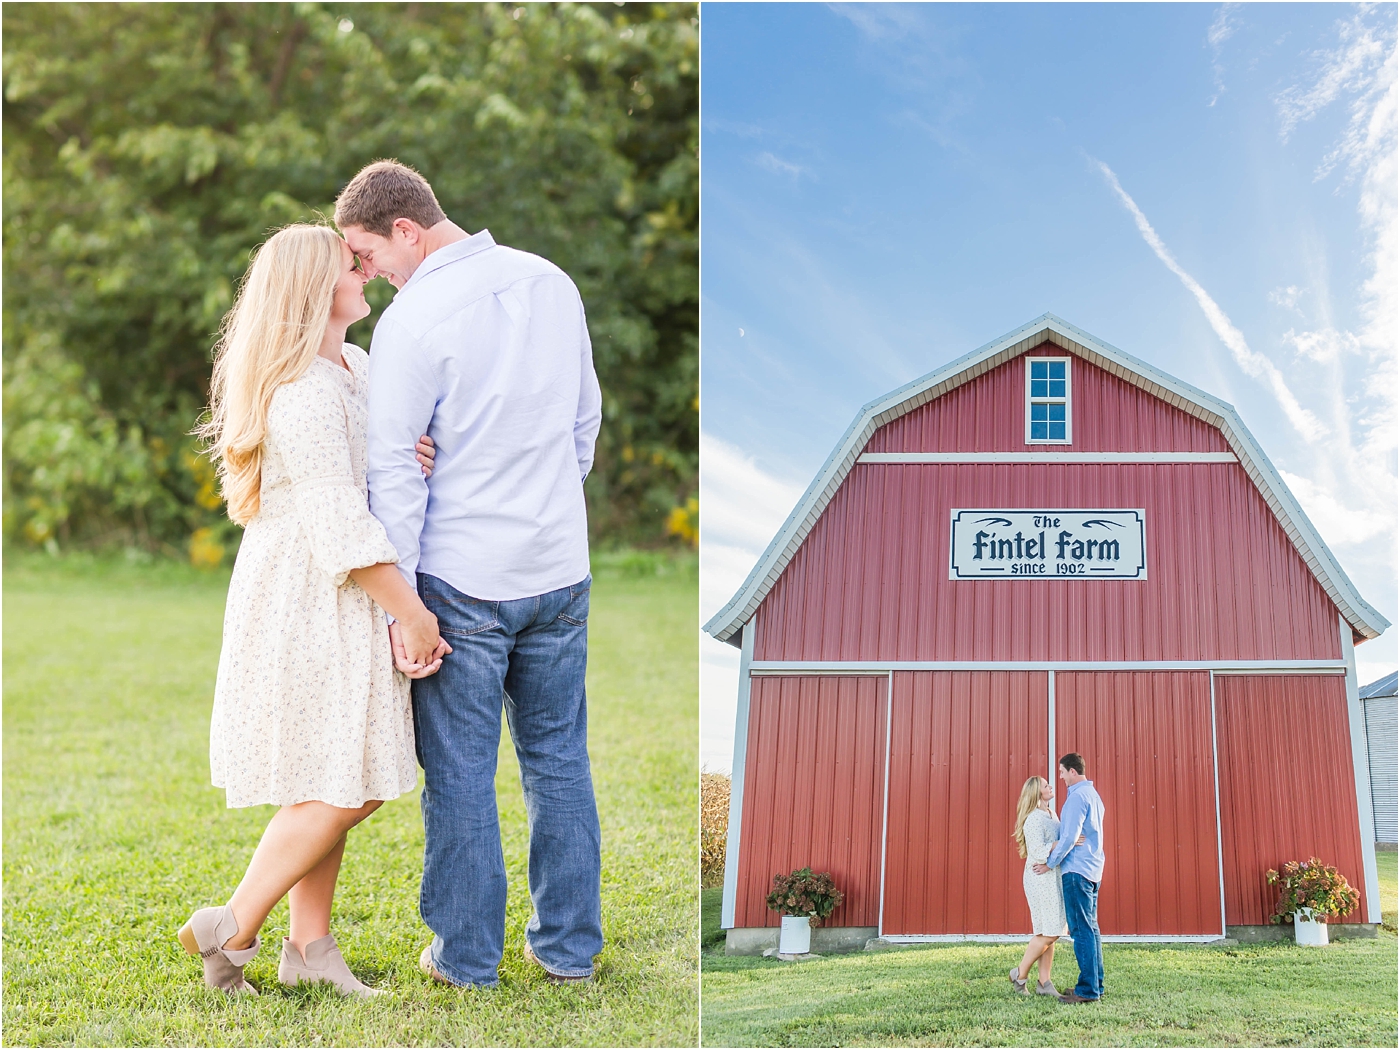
1010, 775, 1069, 997
179, 224, 450, 997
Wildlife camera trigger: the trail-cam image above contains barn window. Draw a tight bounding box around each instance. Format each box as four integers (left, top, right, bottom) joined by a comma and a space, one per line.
1026, 357, 1071, 443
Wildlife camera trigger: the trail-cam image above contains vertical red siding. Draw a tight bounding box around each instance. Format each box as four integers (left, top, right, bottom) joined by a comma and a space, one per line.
735, 675, 887, 928
882, 671, 1049, 934
754, 459, 1341, 664
1054, 672, 1223, 935
867, 343, 1228, 453
1215, 675, 1365, 925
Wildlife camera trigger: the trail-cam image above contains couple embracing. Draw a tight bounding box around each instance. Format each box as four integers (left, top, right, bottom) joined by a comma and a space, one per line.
1011, 753, 1106, 1003
177, 161, 603, 994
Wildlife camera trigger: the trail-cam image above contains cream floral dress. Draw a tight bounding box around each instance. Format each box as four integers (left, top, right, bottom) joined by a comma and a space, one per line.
209, 344, 416, 809
1022, 807, 1069, 936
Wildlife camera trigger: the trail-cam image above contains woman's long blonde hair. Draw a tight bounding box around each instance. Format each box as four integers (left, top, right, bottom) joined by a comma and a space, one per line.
1012, 775, 1047, 859
196, 224, 345, 524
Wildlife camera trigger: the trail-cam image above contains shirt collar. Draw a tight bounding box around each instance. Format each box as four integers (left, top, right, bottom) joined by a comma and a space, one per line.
1066, 778, 1093, 795
401, 229, 497, 292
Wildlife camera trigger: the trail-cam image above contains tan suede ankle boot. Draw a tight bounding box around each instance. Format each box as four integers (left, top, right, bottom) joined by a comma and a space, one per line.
177, 905, 261, 995
279, 934, 384, 997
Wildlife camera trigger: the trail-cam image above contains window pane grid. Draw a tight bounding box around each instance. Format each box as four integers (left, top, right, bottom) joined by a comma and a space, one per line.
1026, 357, 1070, 444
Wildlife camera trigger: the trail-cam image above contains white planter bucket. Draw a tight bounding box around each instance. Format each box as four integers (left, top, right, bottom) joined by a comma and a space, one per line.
1293, 909, 1329, 946
779, 914, 812, 955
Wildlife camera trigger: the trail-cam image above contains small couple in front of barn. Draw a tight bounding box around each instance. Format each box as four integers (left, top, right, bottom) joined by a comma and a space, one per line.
1011, 752, 1106, 1003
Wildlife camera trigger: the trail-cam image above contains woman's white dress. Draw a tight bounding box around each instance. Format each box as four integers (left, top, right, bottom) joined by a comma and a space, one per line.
209, 344, 417, 809
1022, 808, 1069, 936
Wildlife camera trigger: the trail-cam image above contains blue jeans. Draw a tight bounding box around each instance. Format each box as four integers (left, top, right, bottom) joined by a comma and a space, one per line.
1061, 872, 1104, 999
412, 573, 602, 987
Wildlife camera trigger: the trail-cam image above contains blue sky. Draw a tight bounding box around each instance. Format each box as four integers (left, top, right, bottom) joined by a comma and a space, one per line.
699, 3, 1397, 771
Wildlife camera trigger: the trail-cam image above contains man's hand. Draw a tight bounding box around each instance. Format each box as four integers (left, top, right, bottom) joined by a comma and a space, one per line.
417, 435, 436, 477
1032, 862, 1051, 875
389, 621, 452, 678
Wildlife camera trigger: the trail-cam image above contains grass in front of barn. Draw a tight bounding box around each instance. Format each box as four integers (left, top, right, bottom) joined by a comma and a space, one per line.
700, 879, 1399, 1047
1376, 848, 1397, 931
3, 551, 698, 1048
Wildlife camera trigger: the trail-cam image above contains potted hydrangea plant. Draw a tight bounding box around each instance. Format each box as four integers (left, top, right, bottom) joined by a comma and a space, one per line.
765, 866, 844, 955
1266, 857, 1362, 946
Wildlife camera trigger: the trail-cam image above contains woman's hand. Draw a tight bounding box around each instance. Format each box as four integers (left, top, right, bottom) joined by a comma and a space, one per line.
396, 607, 450, 667
389, 621, 452, 678
417, 435, 436, 477
1076, 834, 1087, 846
346, 563, 452, 666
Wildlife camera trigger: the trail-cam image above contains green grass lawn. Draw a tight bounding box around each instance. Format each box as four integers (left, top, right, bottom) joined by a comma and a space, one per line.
1376, 849, 1396, 931
701, 860, 1400, 1048
3, 551, 698, 1047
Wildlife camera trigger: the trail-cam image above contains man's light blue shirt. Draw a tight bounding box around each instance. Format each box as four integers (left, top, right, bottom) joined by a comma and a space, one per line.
366, 230, 602, 601
1046, 779, 1106, 882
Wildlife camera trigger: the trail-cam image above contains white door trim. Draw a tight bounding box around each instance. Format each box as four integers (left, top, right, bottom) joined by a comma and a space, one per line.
719, 612, 757, 930
1340, 615, 1382, 923
1209, 672, 1228, 937
858, 452, 1239, 464
752, 660, 1345, 674
876, 672, 893, 938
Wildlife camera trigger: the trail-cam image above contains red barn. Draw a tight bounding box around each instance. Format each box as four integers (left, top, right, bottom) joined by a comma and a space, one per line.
705, 315, 1388, 951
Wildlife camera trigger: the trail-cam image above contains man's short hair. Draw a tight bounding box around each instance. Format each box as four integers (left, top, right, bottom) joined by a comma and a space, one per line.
1059, 752, 1085, 775
334, 160, 447, 237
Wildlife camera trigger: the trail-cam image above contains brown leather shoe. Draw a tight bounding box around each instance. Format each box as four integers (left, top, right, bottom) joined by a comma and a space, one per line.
419, 945, 455, 986
523, 941, 593, 984
1060, 990, 1100, 1003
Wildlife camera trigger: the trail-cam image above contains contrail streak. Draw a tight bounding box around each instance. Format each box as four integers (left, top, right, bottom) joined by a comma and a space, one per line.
1093, 158, 1328, 441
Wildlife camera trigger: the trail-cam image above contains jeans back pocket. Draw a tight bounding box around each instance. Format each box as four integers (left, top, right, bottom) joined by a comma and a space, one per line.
557, 576, 591, 627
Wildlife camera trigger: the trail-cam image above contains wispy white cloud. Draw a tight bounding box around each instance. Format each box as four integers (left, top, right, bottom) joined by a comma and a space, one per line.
1276, 12, 1390, 143
1093, 158, 1329, 441
705, 117, 767, 140
1269, 284, 1305, 313
756, 151, 808, 179
1206, 3, 1240, 107
699, 433, 808, 773
1282, 325, 1360, 364
700, 431, 806, 619
1279, 469, 1390, 546
1270, 8, 1397, 581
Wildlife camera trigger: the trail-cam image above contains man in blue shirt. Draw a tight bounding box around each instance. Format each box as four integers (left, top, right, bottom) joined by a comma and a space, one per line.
1034, 752, 1106, 1002
337, 160, 603, 989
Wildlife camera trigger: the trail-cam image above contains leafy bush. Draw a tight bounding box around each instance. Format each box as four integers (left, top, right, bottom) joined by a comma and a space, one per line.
3, 2, 696, 559
1266, 857, 1362, 923
765, 867, 844, 928
701, 772, 730, 889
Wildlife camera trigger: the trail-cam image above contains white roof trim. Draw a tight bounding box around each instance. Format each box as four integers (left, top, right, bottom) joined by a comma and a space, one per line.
703, 313, 1390, 647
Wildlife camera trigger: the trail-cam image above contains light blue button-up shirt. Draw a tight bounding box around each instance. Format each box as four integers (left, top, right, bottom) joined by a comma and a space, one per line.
1046, 779, 1106, 882
366, 231, 602, 601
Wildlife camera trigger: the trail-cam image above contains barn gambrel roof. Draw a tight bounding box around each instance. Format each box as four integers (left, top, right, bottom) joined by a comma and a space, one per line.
704, 314, 1391, 646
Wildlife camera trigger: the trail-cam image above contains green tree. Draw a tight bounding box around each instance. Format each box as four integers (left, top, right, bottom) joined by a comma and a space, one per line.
3, 1, 697, 558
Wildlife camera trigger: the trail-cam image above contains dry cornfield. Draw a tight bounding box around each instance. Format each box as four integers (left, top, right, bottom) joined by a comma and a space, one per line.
700, 772, 730, 888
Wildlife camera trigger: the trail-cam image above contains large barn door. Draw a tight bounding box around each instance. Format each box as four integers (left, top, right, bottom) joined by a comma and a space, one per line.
1215, 674, 1366, 926
1054, 671, 1224, 936
734, 675, 888, 930
881, 671, 1049, 935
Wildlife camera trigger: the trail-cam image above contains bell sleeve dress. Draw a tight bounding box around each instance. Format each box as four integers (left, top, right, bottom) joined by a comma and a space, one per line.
1022, 808, 1069, 936
209, 345, 417, 809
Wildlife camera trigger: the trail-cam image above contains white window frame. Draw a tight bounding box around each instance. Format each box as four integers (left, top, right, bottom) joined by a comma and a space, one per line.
1025, 356, 1072, 445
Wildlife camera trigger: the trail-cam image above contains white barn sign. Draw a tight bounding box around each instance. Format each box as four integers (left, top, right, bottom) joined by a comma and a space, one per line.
950, 509, 1146, 580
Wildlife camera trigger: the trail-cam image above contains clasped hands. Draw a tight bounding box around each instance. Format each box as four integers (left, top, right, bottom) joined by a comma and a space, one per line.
389, 618, 451, 679
388, 433, 451, 679
1031, 834, 1087, 875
